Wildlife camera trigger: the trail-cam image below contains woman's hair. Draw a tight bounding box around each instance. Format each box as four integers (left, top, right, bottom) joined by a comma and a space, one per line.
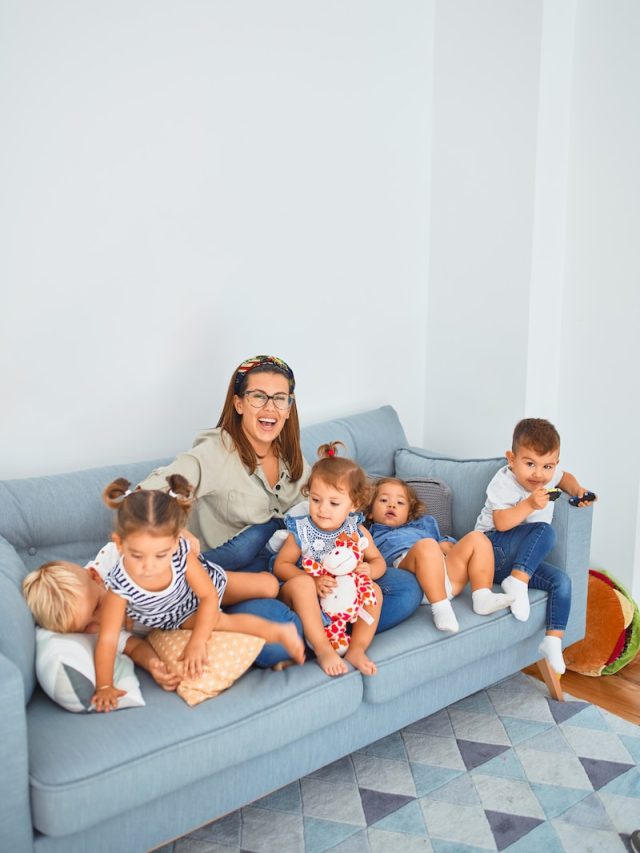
103, 474, 195, 540
302, 441, 372, 510
22, 562, 86, 632
216, 355, 304, 481
368, 477, 427, 522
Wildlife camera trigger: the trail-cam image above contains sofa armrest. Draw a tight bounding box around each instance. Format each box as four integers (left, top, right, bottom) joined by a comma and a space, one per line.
550, 498, 593, 645
0, 652, 33, 853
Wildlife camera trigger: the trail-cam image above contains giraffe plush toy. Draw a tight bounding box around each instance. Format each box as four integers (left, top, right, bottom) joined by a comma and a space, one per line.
302, 533, 377, 655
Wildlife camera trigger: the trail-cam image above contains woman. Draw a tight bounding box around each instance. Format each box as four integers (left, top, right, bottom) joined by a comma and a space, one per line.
140, 355, 421, 666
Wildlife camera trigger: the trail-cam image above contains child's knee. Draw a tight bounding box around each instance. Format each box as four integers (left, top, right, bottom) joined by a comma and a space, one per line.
260, 572, 280, 597
532, 522, 556, 549
464, 530, 491, 553
411, 538, 442, 559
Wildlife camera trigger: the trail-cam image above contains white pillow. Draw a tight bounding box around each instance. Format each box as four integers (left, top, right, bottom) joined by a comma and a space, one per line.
35, 628, 145, 713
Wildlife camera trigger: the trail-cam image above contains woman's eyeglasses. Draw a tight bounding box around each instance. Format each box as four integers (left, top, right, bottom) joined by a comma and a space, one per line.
243, 390, 293, 410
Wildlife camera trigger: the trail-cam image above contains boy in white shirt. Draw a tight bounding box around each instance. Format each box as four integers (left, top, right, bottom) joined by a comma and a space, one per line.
475, 418, 595, 674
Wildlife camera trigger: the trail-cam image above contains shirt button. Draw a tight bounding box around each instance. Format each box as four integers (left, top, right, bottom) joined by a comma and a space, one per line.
275, 484, 281, 491
28, 547, 37, 556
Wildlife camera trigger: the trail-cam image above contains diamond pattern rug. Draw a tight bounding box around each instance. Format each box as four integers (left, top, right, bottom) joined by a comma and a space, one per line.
158, 673, 640, 852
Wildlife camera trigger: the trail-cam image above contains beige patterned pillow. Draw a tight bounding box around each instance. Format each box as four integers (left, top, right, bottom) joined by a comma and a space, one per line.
147, 629, 264, 706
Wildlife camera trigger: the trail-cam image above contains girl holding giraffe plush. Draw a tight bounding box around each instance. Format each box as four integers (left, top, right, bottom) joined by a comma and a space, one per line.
274, 442, 384, 677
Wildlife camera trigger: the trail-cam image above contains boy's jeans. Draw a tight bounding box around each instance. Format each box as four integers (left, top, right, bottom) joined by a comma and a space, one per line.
486, 522, 571, 632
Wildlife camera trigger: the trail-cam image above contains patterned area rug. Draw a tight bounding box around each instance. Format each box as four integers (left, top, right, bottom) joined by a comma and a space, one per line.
161, 673, 640, 853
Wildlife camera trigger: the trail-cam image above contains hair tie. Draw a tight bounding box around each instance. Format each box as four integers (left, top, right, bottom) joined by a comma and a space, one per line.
168, 489, 181, 499
117, 489, 133, 502
233, 355, 295, 394
327, 448, 335, 457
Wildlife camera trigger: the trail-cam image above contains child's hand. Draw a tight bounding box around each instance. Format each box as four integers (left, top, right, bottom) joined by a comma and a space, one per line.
527, 487, 550, 510
356, 562, 372, 577
314, 575, 337, 598
148, 656, 181, 692
572, 487, 597, 507
179, 640, 209, 679
92, 684, 126, 713
181, 528, 201, 556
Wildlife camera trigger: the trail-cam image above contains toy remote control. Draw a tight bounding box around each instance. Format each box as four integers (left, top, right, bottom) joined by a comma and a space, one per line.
546, 488, 561, 501
569, 491, 596, 506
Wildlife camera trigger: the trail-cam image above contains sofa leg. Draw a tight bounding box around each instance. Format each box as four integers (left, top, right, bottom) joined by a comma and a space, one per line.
536, 657, 564, 701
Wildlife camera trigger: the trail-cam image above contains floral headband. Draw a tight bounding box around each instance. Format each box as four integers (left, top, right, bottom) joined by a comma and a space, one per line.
233, 355, 295, 394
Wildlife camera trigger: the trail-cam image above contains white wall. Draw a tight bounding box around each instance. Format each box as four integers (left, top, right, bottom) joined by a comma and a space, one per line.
560, 0, 640, 600
0, 1, 434, 476
2, 1, 638, 597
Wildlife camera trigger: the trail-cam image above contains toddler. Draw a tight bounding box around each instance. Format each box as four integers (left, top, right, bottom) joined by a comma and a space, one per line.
22, 549, 181, 692
475, 417, 595, 674
368, 478, 513, 633
274, 442, 384, 677
93, 474, 304, 711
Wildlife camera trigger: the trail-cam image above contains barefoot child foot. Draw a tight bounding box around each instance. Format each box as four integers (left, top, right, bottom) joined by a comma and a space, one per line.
315, 645, 349, 676
471, 587, 515, 615
270, 622, 306, 666
345, 645, 377, 675
501, 575, 530, 621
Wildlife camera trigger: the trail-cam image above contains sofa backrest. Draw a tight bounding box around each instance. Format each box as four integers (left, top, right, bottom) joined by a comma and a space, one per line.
0, 406, 408, 704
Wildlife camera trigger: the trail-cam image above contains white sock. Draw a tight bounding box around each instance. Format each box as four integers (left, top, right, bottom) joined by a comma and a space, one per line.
539, 635, 566, 675
472, 587, 515, 616
501, 575, 530, 621
431, 599, 459, 633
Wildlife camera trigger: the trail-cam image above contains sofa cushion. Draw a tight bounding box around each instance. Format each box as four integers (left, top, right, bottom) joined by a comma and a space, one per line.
0, 459, 170, 571
147, 628, 264, 706
403, 477, 453, 539
35, 629, 145, 713
27, 662, 363, 836
395, 448, 505, 537
363, 586, 548, 705
301, 406, 408, 477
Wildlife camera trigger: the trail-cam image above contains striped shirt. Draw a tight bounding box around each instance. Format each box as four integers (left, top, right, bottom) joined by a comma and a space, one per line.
105, 537, 227, 630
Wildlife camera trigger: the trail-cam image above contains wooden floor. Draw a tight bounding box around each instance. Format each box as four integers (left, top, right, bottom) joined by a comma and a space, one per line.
524, 653, 640, 725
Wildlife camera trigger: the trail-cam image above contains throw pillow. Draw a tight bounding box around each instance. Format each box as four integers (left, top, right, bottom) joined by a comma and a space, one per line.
403, 477, 453, 538
395, 448, 504, 536
147, 629, 264, 706
35, 628, 145, 712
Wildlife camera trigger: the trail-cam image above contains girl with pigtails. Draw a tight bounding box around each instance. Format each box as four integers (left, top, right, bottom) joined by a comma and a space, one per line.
93, 474, 305, 712
274, 442, 385, 678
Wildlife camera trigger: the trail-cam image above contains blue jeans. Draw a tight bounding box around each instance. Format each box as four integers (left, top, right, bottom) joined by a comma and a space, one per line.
224, 598, 303, 668
486, 523, 571, 631
202, 519, 284, 573
376, 567, 422, 633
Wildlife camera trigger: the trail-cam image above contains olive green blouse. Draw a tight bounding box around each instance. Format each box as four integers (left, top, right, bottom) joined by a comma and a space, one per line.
138, 428, 311, 549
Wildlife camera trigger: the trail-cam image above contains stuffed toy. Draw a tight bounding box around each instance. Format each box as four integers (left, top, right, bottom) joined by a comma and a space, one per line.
302, 533, 377, 655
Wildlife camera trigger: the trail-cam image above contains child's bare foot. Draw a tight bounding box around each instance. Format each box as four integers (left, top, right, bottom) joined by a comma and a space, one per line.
316, 646, 349, 676
272, 623, 306, 665
271, 659, 296, 672
345, 646, 377, 676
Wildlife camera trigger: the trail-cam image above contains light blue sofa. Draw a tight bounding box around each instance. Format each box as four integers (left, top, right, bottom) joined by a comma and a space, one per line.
0, 406, 592, 853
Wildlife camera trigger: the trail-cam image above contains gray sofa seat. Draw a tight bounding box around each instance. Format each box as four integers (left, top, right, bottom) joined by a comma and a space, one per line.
28, 664, 363, 837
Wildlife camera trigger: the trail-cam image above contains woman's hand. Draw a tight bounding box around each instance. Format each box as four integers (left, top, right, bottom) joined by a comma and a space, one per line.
92, 684, 126, 713
314, 574, 337, 598
356, 562, 372, 577
179, 639, 209, 679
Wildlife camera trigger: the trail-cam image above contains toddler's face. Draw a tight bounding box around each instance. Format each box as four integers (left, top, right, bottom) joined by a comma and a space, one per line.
507, 445, 560, 492
370, 483, 410, 527
308, 477, 355, 531
62, 563, 106, 633
115, 531, 179, 589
